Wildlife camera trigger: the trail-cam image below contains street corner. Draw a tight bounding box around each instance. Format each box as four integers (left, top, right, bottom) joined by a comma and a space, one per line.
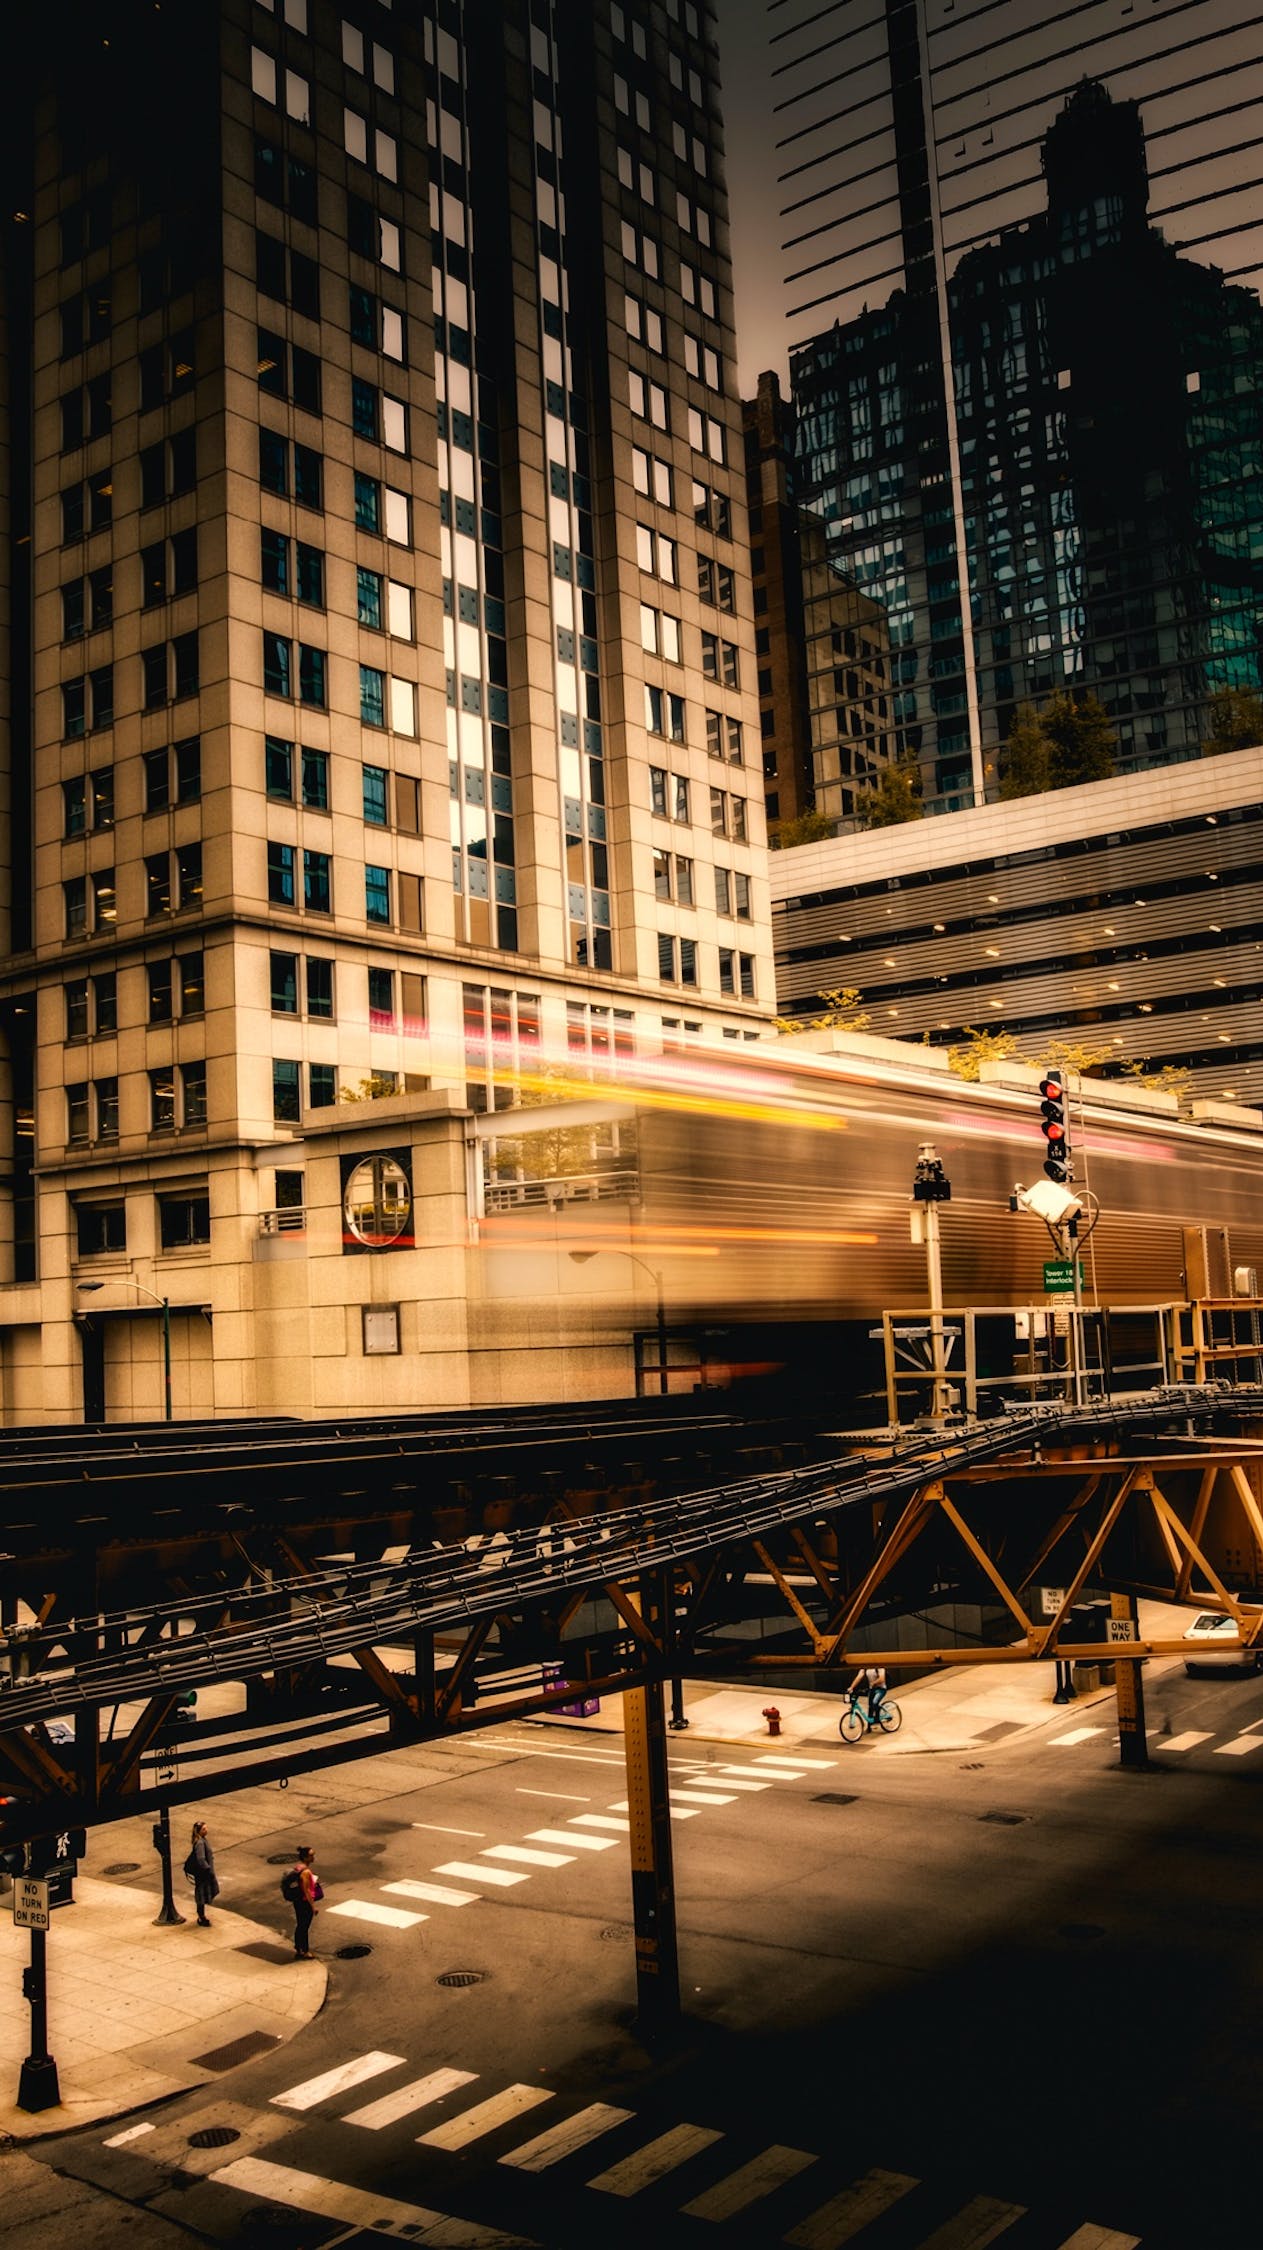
0, 1878, 327, 2143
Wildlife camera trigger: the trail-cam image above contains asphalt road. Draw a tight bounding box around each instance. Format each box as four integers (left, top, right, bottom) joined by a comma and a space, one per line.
23, 1661, 1263, 2249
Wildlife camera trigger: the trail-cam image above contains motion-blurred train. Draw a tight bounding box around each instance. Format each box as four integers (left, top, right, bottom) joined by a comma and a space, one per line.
474, 1030, 1263, 1405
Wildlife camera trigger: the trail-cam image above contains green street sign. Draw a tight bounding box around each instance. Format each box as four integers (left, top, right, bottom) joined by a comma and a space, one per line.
1043, 1259, 1078, 1294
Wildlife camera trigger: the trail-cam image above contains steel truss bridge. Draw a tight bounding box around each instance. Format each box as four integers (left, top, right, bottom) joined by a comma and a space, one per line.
2, 1385, 1262, 1849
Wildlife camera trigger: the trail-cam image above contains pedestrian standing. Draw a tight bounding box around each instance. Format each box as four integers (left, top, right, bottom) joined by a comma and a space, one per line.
188, 1820, 219, 1926
284, 1844, 320, 1958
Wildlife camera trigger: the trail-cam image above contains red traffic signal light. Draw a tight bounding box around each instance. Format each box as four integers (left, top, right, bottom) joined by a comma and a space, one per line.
1038, 1071, 1072, 1182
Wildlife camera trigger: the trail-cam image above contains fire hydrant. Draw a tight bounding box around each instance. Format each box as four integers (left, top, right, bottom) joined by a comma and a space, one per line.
762, 1706, 781, 1737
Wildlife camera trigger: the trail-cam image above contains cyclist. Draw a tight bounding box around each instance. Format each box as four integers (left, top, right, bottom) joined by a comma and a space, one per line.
854, 1664, 887, 1723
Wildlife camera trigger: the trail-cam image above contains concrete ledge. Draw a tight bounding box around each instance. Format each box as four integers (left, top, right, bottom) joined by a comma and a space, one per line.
0, 1878, 326, 2142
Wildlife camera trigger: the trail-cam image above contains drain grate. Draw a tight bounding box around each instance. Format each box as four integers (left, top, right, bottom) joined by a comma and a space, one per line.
102, 1862, 142, 1876
812, 1792, 858, 1807
1058, 1922, 1106, 1943
436, 1969, 485, 1988
267, 1852, 297, 1867
188, 2125, 242, 2150
334, 1943, 372, 1960
192, 2029, 282, 2072
960, 1762, 985, 1771
601, 1925, 632, 1941
980, 1810, 1028, 1826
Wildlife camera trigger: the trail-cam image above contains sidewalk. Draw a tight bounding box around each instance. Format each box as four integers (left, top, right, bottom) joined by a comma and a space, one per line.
0, 1879, 326, 2143
539, 1597, 1194, 1755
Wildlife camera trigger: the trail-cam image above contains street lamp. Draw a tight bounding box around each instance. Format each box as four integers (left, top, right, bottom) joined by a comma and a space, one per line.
911, 1143, 952, 1425
568, 1247, 669, 1398
77, 1280, 172, 1422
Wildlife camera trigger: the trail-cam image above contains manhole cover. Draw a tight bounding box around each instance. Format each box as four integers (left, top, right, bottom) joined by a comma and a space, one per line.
601, 1925, 632, 1941
812, 1792, 858, 1806
188, 2125, 241, 2149
335, 1943, 373, 1960
436, 1969, 485, 1988
102, 1862, 142, 1876
267, 1852, 296, 1867
979, 1810, 1028, 1826
1058, 1922, 1106, 1943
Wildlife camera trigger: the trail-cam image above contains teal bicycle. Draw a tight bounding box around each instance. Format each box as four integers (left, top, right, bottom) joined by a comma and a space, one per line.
839, 1687, 902, 1743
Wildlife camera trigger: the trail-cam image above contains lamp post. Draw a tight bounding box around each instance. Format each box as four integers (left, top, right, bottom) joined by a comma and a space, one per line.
77, 1280, 172, 1422
568, 1248, 668, 1397
911, 1144, 952, 1425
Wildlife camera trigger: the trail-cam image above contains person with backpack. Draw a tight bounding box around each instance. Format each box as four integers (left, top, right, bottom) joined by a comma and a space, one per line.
184, 1820, 219, 1926
281, 1845, 320, 1958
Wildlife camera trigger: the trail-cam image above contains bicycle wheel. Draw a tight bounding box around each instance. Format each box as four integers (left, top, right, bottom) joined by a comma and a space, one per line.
839, 1705, 865, 1743
877, 1698, 902, 1734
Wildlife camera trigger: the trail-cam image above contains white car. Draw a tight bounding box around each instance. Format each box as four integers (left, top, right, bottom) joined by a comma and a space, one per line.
1183, 1613, 1262, 1674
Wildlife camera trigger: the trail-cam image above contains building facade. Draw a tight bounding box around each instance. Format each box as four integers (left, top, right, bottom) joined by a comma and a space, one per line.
770, 745, 1263, 1111
0, 0, 773, 1424
773, 1, 1263, 812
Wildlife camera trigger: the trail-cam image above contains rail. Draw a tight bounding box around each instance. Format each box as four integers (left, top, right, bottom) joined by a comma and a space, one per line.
3, 1384, 1261, 1730
482, 1167, 639, 1212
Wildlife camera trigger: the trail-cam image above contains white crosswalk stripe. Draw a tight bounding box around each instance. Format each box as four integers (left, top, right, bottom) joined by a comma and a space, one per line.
527, 1826, 618, 1851
914, 2192, 1026, 2247
433, 1860, 530, 1887
588, 2121, 723, 2195
1055, 2226, 1141, 2249
784, 2165, 919, 2247
483, 1843, 575, 1868
382, 1878, 480, 1906
1152, 1730, 1213, 1751
688, 1774, 770, 1792
205, 2153, 534, 2247
666, 1788, 740, 1806
571, 1813, 630, 1832
327, 1898, 426, 1929
750, 1753, 835, 1770
679, 2141, 816, 2219
419, 2084, 554, 2150
1214, 1733, 1263, 1756
1050, 1726, 1106, 1746
272, 2050, 405, 2112
499, 2102, 634, 2172
344, 2066, 477, 2131
104, 2120, 156, 2148
604, 1801, 700, 1821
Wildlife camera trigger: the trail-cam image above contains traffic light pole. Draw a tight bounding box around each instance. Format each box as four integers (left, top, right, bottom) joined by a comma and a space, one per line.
153, 1801, 186, 1926
17, 1924, 59, 2112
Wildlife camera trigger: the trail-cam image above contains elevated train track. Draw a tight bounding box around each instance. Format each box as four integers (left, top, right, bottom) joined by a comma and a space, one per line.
2, 1385, 1263, 1845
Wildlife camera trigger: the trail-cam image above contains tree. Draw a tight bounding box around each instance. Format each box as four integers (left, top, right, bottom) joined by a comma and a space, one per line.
945, 1027, 1023, 1082
999, 691, 1117, 798
777, 987, 871, 1036
1202, 686, 1263, 758
769, 807, 836, 850
854, 755, 925, 828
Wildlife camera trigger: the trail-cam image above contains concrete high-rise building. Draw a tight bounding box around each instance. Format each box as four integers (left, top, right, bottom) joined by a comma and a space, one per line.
773, 1, 1263, 814
0, 0, 771, 1423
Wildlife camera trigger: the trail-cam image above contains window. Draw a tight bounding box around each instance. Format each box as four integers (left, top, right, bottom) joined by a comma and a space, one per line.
62, 677, 86, 739
158, 1191, 211, 1249
636, 523, 677, 583
684, 333, 721, 389
357, 565, 383, 628
262, 631, 291, 697
687, 405, 726, 464
649, 765, 667, 817
148, 960, 173, 1022
65, 980, 89, 1040
365, 864, 391, 923
673, 774, 690, 822
271, 950, 299, 1014
701, 631, 740, 690
362, 764, 388, 824
693, 479, 731, 538
265, 736, 293, 800
298, 643, 326, 707
76, 1202, 126, 1257
352, 375, 379, 439
309, 1062, 337, 1107
354, 471, 380, 530
632, 447, 673, 508
368, 966, 395, 1027
261, 527, 289, 592
360, 664, 385, 726
149, 1067, 176, 1133
267, 841, 295, 905
304, 849, 331, 912
67, 1083, 90, 1145
61, 579, 84, 641
180, 952, 205, 1015
302, 748, 329, 809
182, 1062, 207, 1129
140, 431, 197, 510
307, 957, 334, 1019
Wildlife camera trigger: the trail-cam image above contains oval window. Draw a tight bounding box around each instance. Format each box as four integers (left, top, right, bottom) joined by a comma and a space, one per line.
343, 1154, 412, 1247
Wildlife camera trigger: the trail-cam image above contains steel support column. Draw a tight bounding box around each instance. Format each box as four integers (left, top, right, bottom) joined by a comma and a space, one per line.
623, 1676, 680, 2037
1112, 1591, 1148, 1771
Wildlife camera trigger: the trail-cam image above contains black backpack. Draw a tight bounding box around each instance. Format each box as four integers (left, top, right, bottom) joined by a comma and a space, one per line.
280, 1867, 304, 1903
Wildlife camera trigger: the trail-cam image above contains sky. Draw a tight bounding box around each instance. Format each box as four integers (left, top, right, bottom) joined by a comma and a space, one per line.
714, 0, 789, 395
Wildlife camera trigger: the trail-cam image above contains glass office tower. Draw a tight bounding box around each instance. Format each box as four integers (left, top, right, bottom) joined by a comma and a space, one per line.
774, 0, 1263, 812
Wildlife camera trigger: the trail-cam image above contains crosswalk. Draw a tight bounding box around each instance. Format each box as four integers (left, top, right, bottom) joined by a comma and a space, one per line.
1050, 1719, 1263, 1757
113, 2035, 1144, 2249
322, 1744, 832, 1938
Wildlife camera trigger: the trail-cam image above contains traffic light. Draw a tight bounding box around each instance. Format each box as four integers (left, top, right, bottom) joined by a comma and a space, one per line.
0, 1843, 28, 1876
1039, 1072, 1073, 1183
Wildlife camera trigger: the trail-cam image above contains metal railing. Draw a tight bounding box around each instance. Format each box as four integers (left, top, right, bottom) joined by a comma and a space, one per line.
258, 1206, 307, 1236
875, 1300, 1181, 1425
483, 1168, 639, 1213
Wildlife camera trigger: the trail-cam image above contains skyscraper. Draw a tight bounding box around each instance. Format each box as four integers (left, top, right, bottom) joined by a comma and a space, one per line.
0, 0, 770, 1421
773, 0, 1263, 813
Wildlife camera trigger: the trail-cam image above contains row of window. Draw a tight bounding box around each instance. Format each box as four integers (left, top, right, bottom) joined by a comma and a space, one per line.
649, 767, 750, 839
66, 955, 203, 1042
59, 636, 198, 738
270, 952, 426, 1030
653, 850, 752, 919
657, 935, 756, 997
66, 1064, 205, 1145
